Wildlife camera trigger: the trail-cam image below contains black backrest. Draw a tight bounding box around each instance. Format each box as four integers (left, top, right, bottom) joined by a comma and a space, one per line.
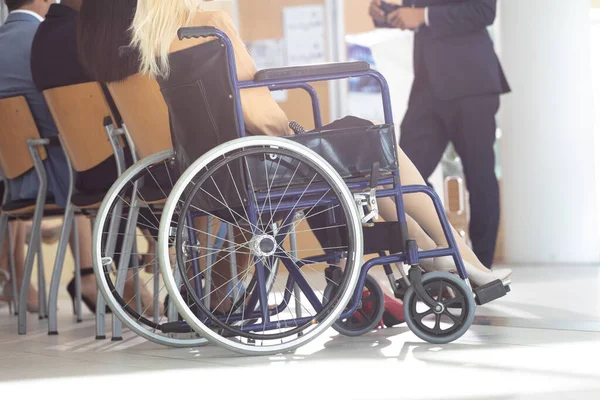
157, 39, 241, 175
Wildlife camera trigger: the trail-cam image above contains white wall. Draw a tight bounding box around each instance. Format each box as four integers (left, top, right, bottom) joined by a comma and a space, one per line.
1, 3, 8, 25
499, 0, 600, 264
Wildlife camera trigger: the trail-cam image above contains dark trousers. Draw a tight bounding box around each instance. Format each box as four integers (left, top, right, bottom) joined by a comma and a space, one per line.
400, 80, 500, 268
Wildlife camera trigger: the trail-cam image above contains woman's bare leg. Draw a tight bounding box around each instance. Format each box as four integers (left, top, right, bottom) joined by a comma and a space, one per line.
12, 221, 39, 307
376, 145, 490, 273
70, 216, 98, 300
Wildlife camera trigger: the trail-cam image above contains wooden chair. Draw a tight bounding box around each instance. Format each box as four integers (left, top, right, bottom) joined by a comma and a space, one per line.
105, 74, 176, 335
108, 75, 239, 331
43, 82, 127, 336
108, 73, 172, 159
0, 96, 66, 332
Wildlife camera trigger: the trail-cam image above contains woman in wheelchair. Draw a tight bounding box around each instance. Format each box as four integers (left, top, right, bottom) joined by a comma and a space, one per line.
132, 0, 511, 282
127, 2, 513, 345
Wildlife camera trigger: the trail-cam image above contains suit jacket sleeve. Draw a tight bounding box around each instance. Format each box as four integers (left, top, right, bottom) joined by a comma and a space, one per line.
427, 0, 497, 38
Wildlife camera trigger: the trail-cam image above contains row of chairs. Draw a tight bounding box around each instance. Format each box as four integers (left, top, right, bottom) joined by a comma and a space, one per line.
0, 74, 172, 337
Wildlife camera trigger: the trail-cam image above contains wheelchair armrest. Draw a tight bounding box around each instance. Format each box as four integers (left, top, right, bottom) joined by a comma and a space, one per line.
254, 62, 370, 82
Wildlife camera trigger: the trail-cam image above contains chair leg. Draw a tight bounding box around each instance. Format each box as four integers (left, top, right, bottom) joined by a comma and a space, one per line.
91, 215, 107, 340
96, 207, 118, 341
47, 207, 74, 334
204, 216, 213, 309
290, 225, 302, 320
132, 241, 142, 315
153, 245, 160, 323
0, 214, 8, 273
227, 224, 240, 304
111, 206, 140, 341
37, 240, 47, 320
4, 218, 19, 315
18, 210, 45, 335
72, 216, 82, 323
95, 291, 106, 340
168, 267, 181, 323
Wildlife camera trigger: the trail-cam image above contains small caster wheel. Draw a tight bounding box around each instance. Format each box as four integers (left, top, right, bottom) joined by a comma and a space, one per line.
403, 272, 475, 344
323, 274, 385, 337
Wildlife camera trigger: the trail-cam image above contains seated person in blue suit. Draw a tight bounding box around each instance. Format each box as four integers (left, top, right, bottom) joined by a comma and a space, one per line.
0, 0, 69, 207
0, 0, 101, 313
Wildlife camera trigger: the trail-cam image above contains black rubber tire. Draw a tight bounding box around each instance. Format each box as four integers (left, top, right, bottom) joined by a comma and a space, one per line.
403, 271, 475, 344
324, 274, 385, 337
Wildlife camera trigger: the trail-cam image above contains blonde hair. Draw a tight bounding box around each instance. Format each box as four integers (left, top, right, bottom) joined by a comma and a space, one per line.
131, 0, 197, 77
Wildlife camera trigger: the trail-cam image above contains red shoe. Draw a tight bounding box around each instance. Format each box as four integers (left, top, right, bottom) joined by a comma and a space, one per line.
347, 286, 375, 325
382, 294, 405, 328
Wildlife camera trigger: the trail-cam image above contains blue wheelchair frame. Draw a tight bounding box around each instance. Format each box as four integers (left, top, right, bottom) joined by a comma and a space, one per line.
177, 27, 469, 333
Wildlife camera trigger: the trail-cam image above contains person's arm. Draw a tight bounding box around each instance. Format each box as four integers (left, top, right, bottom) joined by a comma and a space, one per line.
209, 12, 291, 136
426, 0, 497, 38
210, 11, 257, 82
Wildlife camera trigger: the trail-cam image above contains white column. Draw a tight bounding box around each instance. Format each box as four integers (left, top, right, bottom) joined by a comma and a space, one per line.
0, 3, 7, 25
498, 0, 600, 264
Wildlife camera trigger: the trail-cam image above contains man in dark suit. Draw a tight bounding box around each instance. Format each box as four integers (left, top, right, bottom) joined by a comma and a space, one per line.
370, 0, 510, 268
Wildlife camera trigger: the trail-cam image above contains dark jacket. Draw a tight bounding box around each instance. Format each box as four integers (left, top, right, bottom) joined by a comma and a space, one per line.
30, 4, 91, 92
30, 4, 124, 126
396, 0, 510, 100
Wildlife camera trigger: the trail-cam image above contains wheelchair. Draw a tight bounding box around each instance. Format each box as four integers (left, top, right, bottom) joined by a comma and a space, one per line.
94, 26, 510, 355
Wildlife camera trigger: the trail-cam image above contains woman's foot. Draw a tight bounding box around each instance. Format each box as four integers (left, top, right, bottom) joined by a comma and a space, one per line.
382, 293, 405, 328
210, 295, 233, 315
25, 223, 61, 246
66, 269, 107, 314
1, 280, 40, 313
122, 271, 165, 318
418, 248, 512, 287
140, 253, 155, 273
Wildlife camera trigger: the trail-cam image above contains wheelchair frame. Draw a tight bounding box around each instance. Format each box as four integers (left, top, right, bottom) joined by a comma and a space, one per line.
94, 25, 508, 355
155, 26, 488, 354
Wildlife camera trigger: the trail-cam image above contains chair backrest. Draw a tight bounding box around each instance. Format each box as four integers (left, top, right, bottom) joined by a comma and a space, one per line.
108, 74, 172, 159
156, 40, 240, 174
43, 82, 117, 172
0, 96, 47, 179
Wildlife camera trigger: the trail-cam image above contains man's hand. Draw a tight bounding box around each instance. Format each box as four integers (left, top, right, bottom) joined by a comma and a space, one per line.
388, 8, 426, 30
369, 0, 386, 24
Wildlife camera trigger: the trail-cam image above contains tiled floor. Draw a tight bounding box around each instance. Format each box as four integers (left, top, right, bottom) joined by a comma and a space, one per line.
1, 265, 599, 400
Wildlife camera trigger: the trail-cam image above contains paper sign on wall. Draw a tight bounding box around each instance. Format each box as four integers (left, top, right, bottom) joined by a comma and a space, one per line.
282, 5, 326, 66
246, 39, 288, 102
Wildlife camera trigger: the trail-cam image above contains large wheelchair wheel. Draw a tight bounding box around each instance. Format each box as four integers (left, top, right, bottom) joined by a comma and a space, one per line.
158, 136, 363, 355
92, 150, 208, 347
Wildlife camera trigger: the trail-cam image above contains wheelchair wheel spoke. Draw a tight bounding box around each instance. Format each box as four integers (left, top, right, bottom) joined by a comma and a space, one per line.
443, 310, 462, 326
416, 309, 434, 320
444, 295, 465, 307
362, 293, 376, 303
358, 309, 370, 320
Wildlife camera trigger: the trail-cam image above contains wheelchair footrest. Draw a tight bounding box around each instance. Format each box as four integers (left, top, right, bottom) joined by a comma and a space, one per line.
160, 321, 194, 334
474, 279, 508, 306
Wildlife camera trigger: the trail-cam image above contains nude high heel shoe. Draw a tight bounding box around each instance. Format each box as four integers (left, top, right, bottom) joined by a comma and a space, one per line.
0, 270, 13, 314
418, 249, 512, 288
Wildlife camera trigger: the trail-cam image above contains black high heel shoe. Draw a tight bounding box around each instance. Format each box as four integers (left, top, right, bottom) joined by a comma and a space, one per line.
66, 268, 111, 315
